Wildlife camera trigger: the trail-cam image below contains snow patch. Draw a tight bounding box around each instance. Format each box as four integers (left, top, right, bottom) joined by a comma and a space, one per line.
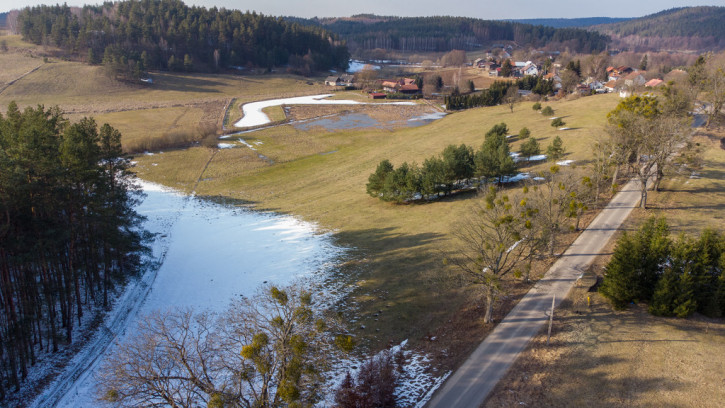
408, 111, 447, 121
217, 143, 236, 149
556, 159, 575, 166
34, 181, 347, 408
326, 340, 451, 408
233, 94, 416, 128
238, 138, 257, 150
347, 60, 381, 73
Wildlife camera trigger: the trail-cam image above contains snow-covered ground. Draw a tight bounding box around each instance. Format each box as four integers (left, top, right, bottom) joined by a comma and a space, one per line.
233, 94, 416, 128
30, 181, 346, 408
347, 60, 381, 73
325, 340, 451, 408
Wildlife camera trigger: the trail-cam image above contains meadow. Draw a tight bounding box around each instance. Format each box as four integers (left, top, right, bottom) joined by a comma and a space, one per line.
4, 36, 722, 405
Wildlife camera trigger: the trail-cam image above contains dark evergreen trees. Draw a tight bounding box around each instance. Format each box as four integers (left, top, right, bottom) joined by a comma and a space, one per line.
0, 103, 147, 396
601, 218, 725, 318
17, 1, 350, 75
300, 15, 610, 53
474, 123, 516, 183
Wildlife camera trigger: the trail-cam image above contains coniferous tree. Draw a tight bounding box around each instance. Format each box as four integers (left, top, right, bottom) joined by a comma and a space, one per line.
0, 104, 147, 393
474, 123, 516, 183
546, 135, 566, 160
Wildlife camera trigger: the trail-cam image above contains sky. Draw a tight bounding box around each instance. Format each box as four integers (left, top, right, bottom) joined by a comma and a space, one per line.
1, 0, 723, 19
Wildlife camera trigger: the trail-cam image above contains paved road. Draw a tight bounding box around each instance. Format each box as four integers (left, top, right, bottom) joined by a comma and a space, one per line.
428, 178, 643, 408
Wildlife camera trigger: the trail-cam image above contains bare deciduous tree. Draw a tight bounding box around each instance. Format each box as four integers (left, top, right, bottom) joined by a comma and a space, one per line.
98, 284, 348, 408
524, 166, 577, 256
448, 187, 536, 323
607, 95, 690, 208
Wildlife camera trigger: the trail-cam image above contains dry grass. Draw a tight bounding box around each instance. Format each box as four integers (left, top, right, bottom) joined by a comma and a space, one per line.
0, 52, 43, 85
484, 269, 725, 408
636, 126, 725, 234
483, 123, 725, 408
262, 105, 287, 122
0, 57, 329, 114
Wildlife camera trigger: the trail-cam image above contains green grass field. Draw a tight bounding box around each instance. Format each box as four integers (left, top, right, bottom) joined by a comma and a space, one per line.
133, 93, 622, 347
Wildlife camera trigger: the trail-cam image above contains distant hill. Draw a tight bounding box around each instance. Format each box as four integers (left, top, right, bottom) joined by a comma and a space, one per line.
287, 15, 610, 54
511, 17, 632, 28
593, 6, 725, 51
16, 1, 349, 74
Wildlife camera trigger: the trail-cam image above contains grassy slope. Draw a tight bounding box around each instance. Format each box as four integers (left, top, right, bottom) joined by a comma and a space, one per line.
0, 55, 328, 114
134, 93, 621, 347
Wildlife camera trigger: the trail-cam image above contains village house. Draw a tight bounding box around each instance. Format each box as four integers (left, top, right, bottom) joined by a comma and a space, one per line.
325, 74, 355, 87
624, 71, 647, 87
380, 78, 419, 94
645, 78, 664, 88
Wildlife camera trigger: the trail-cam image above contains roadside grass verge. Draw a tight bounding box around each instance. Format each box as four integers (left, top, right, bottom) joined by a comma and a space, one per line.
485, 280, 725, 408
484, 123, 725, 408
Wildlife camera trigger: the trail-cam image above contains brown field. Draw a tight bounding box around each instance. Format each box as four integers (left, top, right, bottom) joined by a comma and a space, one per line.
0, 55, 329, 116
484, 282, 725, 408
0, 52, 43, 86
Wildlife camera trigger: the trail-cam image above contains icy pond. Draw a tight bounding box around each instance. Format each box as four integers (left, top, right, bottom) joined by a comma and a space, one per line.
233, 94, 417, 128
32, 181, 345, 408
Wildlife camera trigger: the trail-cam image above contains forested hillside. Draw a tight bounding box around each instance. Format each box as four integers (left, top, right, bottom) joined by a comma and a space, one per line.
289, 15, 610, 53
593, 7, 725, 51
0, 12, 7, 28
16, 0, 349, 77
511, 17, 631, 28
0, 103, 147, 397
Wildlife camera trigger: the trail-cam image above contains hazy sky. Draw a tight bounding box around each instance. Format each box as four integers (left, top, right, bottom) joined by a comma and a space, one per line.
1, 0, 723, 19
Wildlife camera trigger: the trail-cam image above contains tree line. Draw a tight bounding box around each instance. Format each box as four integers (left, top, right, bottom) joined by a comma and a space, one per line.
291, 15, 610, 53
601, 217, 725, 318
16, 0, 350, 79
444, 78, 554, 111
366, 123, 566, 203
0, 103, 147, 398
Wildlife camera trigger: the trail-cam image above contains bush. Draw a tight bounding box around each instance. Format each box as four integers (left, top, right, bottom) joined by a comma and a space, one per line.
541, 106, 554, 115
334, 349, 401, 408
546, 135, 566, 160
518, 127, 531, 139
551, 117, 565, 127
519, 137, 540, 159
601, 217, 671, 309
532, 102, 542, 111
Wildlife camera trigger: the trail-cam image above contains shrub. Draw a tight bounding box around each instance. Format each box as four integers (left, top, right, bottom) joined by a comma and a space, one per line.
334, 349, 401, 408
532, 102, 542, 111
518, 127, 531, 139
546, 135, 566, 160
541, 106, 554, 115
551, 117, 565, 127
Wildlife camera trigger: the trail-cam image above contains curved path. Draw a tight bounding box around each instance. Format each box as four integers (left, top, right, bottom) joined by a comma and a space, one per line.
428, 178, 643, 407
